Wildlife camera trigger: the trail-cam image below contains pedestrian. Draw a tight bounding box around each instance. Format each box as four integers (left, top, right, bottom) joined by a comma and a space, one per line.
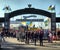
48, 31, 52, 43
39, 28, 44, 46
30, 31, 34, 42
16, 30, 20, 41
27, 31, 30, 44
1, 31, 5, 42
34, 31, 37, 46
25, 31, 28, 44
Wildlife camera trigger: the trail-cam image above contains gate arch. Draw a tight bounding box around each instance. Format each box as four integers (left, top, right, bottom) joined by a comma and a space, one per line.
9, 8, 51, 18
4, 7, 56, 35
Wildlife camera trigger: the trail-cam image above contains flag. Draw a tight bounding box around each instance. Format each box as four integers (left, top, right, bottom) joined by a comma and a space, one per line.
48, 5, 55, 11
29, 22, 32, 26
26, 21, 30, 25
21, 21, 26, 25
44, 19, 49, 26
26, 21, 32, 26
3, 6, 11, 11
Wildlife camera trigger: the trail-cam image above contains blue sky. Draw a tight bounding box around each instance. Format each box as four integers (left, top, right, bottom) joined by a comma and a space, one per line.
0, 0, 60, 17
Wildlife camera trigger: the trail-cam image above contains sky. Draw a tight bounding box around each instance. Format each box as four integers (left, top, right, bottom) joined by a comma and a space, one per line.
0, 0, 60, 28
0, 0, 60, 17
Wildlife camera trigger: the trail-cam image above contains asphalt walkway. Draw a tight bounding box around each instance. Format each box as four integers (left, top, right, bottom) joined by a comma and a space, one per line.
1, 37, 60, 50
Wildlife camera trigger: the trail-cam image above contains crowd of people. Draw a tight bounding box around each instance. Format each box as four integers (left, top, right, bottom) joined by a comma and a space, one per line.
0, 27, 58, 46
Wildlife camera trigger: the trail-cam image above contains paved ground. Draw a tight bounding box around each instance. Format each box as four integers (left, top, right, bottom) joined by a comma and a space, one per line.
1, 37, 60, 50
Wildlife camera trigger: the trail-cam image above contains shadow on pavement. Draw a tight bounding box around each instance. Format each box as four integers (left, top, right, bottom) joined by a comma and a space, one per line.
2, 40, 37, 50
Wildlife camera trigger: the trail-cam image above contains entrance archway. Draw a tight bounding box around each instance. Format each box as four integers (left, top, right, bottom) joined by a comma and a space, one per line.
4, 7, 56, 35
8, 8, 51, 18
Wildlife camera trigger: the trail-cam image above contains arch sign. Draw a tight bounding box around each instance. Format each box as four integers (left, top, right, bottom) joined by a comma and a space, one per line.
4, 7, 56, 35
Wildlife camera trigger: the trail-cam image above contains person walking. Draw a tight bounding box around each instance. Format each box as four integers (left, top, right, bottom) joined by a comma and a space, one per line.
39, 28, 44, 46
34, 31, 37, 46
48, 31, 52, 43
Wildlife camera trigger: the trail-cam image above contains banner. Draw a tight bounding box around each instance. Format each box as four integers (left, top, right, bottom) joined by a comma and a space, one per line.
44, 19, 49, 26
